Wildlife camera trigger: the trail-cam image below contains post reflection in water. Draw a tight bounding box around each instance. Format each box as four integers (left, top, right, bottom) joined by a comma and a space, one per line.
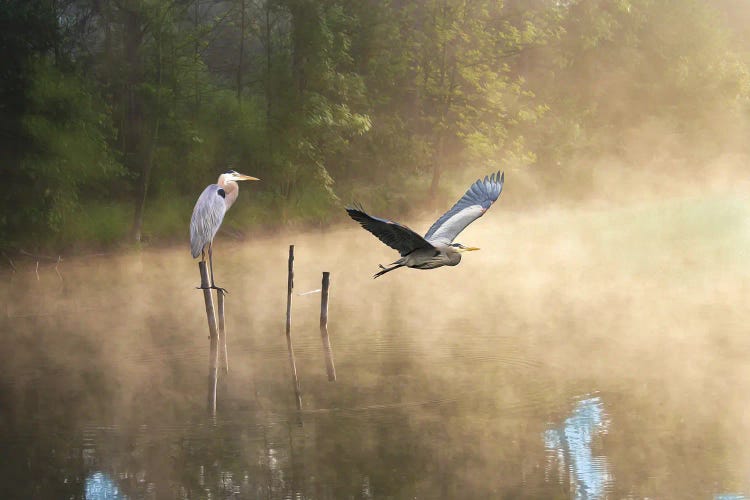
544, 396, 612, 499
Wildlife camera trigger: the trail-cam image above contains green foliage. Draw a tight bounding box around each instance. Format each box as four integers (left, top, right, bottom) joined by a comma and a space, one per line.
2, 0, 749, 252
271, 0, 372, 206
15, 58, 123, 247
142, 196, 195, 242
59, 202, 131, 250
518, 0, 750, 176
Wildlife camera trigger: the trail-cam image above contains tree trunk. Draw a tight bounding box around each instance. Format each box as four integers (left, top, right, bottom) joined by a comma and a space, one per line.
132, 26, 162, 243
194, 0, 201, 111
122, 6, 147, 242
264, 0, 273, 152
429, 135, 444, 203
289, 0, 309, 96
429, 15, 458, 207
236, 0, 245, 104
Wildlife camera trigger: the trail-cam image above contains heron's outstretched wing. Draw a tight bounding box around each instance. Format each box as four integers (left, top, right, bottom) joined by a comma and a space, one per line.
190, 184, 227, 258
424, 171, 504, 245
346, 207, 434, 257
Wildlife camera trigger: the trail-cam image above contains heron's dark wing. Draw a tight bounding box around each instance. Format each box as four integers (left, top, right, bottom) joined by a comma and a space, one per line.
190, 184, 227, 258
424, 171, 504, 245
346, 207, 434, 257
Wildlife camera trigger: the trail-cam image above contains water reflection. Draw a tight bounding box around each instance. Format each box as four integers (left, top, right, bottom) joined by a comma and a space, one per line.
85, 472, 126, 499
544, 396, 612, 499
2, 211, 750, 498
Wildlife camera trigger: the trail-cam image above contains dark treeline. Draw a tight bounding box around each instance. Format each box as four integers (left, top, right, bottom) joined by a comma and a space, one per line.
1, 0, 748, 252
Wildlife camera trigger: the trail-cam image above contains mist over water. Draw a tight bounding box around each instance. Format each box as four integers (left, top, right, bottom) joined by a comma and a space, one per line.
1, 176, 749, 498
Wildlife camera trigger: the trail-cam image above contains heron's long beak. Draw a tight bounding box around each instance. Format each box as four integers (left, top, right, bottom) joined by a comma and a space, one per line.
236, 173, 260, 181
460, 246, 480, 252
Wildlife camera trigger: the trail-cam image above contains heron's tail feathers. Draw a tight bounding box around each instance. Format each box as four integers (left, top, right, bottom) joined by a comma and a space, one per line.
190, 239, 206, 259
373, 263, 404, 279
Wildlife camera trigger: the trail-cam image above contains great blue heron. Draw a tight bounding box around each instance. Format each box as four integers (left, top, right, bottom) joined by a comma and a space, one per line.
347, 171, 504, 278
190, 170, 259, 290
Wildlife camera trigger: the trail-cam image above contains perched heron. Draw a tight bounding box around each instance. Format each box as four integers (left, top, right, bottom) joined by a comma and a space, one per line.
347, 171, 504, 278
190, 170, 259, 290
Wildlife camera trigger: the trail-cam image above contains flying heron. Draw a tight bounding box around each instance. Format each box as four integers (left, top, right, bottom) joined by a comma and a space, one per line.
347, 171, 504, 278
190, 170, 259, 290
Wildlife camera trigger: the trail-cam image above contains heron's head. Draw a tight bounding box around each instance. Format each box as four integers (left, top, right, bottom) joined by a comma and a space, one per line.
450, 243, 480, 253
222, 169, 260, 183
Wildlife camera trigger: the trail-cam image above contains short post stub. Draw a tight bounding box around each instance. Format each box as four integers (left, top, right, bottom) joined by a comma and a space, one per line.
286, 245, 303, 409
320, 271, 336, 382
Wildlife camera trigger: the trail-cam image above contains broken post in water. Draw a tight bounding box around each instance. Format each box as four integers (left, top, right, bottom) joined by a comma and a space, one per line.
217, 290, 228, 373
199, 261, 220, 416
285, 245, 303, 410
320, 272, 337, 382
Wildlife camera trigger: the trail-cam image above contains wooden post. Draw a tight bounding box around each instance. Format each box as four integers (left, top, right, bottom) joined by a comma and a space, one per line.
285, 245, 303, 409
320, 272, 336, 382
199, 261, 219, 416
217, 290, 228, 373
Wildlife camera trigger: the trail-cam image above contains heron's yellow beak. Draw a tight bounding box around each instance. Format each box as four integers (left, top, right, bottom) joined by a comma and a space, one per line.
236, 173, 260, 181
460, 246, 480, 252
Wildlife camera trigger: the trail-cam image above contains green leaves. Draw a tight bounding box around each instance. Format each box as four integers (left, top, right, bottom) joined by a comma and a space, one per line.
3, 0, 750, 251
20, 59, 123, 236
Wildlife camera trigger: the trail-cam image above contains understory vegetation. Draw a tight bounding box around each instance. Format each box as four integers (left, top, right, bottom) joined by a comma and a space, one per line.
1, 0, 749, 254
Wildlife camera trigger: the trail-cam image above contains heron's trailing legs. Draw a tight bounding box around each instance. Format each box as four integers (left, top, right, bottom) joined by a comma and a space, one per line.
374, 263, 404, 279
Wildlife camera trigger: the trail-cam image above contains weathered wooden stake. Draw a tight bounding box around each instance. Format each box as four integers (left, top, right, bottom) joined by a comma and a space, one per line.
320, 272, 336, 382
217, 290, 228, 373
199, 261, 219, 416
285, 245, 303, 410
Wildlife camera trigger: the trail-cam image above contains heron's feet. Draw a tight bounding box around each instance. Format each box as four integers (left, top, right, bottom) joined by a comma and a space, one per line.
378, 264, 387, 270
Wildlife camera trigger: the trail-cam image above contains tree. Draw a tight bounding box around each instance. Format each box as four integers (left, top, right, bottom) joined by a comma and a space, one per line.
522, 0, 750, 171
339, 1, 553, 206
0, 0, 58, 246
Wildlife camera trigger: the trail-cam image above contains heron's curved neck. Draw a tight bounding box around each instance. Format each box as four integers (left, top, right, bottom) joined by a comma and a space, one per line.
218, 176, 240, 209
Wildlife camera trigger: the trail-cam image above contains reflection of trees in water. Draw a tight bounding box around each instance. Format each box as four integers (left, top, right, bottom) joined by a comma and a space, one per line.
544, 396, 612, 500
60, 409, 399, 498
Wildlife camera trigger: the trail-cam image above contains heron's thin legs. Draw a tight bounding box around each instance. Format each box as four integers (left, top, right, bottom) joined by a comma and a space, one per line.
207, 242, 228, 294
195, 243, 228, 293
373, 263, 403, 279
208, 242, 215, 287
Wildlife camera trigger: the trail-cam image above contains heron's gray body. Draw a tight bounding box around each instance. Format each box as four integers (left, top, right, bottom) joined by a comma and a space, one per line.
190, 184, 228, 258
400, 245, 461, 269
347, 170, 504, 278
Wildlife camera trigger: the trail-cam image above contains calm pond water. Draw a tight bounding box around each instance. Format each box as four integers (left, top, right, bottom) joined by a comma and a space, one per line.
1, 198, 749, 499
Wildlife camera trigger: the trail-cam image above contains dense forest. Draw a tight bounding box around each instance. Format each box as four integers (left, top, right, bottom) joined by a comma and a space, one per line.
1, 0, 749, 253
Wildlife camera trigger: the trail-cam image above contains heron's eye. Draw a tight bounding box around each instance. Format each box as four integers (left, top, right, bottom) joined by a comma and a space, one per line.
217, 188, 226, 198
